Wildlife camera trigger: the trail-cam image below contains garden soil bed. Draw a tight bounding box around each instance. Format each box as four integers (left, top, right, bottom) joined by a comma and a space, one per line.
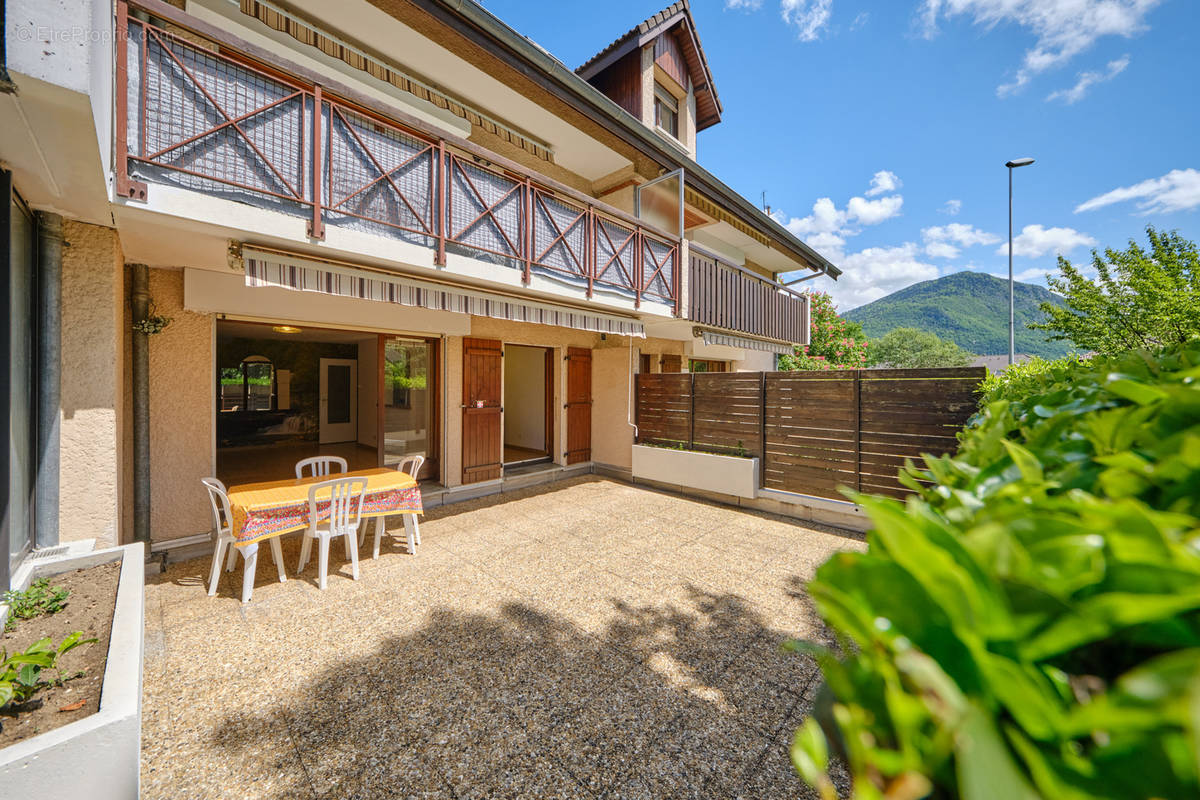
0, 561, 119, 748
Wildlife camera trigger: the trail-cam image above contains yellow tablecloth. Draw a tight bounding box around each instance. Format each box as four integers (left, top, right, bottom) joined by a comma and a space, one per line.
227, 467, 423, 547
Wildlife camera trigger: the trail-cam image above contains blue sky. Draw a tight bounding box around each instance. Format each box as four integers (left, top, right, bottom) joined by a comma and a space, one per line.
481, 0, 1200, 310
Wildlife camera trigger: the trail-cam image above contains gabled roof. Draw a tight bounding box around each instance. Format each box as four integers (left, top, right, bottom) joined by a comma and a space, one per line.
576, 0, 723, 131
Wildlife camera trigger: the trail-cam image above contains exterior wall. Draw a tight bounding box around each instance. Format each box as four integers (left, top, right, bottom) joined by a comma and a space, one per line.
59, 221, 123, 547
684, 84, 698, 156
733, 350, 777, 372
146, 268, 214, 543
640, 45, 656, 129
442, 316, 683, 482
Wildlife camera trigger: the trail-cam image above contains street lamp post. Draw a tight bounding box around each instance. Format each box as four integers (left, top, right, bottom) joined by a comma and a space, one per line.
1005, 157, 1035, 366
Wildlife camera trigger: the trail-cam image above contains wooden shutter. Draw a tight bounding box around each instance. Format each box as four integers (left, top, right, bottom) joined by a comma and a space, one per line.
661, 354, 682, 373
565, 347, 592, 465
461, 338, 502, 484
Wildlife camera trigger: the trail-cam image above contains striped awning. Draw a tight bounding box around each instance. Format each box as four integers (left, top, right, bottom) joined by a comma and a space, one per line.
698, 329, 794, 355
243, 248, 645, 338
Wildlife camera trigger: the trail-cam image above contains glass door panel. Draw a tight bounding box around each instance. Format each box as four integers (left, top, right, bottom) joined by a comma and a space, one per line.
383, 337, 437, 480
8, 188, 36, 575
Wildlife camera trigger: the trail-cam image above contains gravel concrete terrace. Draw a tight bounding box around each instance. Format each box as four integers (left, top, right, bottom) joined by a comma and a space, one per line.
142, 476, 865, 799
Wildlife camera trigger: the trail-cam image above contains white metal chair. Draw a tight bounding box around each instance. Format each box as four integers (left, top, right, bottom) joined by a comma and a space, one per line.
201, 478, 286, 603
361, 455, 424, 559
295, 455, 348, 479
297, 477, 367, 590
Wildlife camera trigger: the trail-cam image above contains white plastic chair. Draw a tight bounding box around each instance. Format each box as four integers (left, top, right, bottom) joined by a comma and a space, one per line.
201, 478, 286, 603
361, 454, 424, 559
297, 477, 367, 590
295, 455, 348, 479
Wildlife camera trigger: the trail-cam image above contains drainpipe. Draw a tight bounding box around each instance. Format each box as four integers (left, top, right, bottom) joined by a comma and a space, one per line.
35, 212, 62, 549
131, 263, 151, 547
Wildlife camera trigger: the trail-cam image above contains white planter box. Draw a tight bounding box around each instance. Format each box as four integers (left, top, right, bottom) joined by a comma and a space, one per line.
632, 444, 760, 499
0, 542, 145, 800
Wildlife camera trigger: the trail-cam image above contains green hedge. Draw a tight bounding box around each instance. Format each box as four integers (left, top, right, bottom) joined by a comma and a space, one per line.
792, 341, 1200, 799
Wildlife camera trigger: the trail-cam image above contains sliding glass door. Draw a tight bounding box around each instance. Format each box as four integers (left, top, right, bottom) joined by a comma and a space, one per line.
5, 177, 36, 584
381, 337, 438, 480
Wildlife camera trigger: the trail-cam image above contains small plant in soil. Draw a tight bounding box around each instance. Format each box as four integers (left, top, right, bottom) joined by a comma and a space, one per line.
0, 633, 96, 722
3, 578, 70, 631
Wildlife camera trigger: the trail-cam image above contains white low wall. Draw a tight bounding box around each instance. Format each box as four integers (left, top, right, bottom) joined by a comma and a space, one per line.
0, 543, 144, 800
631, 444, 759, 499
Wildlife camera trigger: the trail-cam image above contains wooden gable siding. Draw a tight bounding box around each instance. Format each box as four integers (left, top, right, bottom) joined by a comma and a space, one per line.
588, 49, 642, 119
654, 31, 688, 91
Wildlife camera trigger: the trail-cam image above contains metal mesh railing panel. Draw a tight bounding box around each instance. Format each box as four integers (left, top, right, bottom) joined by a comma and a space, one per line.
532, 192, 586, 277
594, 217, 636, 292
137, 23, 305, 201
326, 107, 433, 239
447, 159, 523, 260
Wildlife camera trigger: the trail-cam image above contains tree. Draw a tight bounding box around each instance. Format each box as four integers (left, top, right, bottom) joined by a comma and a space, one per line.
778, 291, 870, 370
867, 327, 976, 369
1032, 226, 1200, 355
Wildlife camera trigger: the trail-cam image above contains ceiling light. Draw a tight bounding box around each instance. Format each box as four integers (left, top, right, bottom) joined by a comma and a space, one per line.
272, 325, 301, 334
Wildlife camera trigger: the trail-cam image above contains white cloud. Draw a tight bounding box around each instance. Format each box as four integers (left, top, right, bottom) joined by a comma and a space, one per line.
866, 170, 902, 197
781, 0, 833, 41
919, 0, 1161, 96
850, 11, 870, 30
998, 224, 1097, 258
724, 0, 763, 10
924, 223, 1001, 247
922, 223, 1001, 257
925, 241, 962, 259
847, 194, 905, 225
940, 199, 963, 216
808, 243, 941, 310
1047, 55, 1130, 103
1075, 168, 1200, 214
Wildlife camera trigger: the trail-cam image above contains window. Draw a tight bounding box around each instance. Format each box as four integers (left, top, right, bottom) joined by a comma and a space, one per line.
689, 359, 728, 373
219, 356, 276, 412
654, 83, 679, 139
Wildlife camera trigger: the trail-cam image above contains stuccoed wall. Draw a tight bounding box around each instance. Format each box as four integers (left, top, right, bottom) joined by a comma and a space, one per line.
59, 220, 123, 547
147, 268, 214, 543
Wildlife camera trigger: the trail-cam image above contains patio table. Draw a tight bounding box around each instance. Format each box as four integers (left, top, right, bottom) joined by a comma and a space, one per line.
227, 467, 423, 548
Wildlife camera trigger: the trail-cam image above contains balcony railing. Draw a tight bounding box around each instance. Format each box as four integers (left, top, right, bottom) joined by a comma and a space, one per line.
688, 246, 809, 344
114, 2, 679, 312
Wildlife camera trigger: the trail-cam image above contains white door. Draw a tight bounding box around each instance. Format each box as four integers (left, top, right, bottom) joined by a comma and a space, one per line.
319, 358, 358, 444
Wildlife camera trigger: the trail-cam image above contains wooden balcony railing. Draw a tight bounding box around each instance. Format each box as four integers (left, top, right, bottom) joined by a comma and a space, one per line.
688, 246, 809, 344
114, 1, 679, 312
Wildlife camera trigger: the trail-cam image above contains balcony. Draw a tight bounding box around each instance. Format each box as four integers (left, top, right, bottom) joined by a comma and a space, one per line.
115, 5, 679, 312
687, 246, 809, 344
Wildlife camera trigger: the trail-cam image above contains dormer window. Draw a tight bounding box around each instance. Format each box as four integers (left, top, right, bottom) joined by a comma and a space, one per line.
654, 82, 679, 139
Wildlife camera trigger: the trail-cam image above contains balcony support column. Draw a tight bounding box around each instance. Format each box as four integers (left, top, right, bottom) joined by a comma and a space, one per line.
131, 263, 151, 547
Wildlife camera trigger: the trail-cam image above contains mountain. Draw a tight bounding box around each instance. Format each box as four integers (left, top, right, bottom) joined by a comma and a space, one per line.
843, 271, 1073, 358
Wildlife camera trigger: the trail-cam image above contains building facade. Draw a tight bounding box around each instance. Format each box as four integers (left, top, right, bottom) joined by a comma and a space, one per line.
2, 0, 839, 578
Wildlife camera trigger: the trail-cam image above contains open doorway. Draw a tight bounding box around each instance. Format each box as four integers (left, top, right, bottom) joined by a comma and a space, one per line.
502, 344, 553, 466
215, 321, 379, 485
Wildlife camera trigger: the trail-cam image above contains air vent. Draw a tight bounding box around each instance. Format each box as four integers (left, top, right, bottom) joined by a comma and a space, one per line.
28, 545, 70, 562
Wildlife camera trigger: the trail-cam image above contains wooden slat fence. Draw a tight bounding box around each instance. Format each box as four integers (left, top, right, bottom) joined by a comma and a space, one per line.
636, 367, 984, 500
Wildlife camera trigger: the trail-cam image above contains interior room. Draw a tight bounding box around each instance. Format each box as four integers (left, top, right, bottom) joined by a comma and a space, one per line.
214, 321, 379, 486
502, 344, 552, 466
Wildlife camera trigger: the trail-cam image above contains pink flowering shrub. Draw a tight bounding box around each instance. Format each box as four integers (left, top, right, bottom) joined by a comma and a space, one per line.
778, 291, 870, 371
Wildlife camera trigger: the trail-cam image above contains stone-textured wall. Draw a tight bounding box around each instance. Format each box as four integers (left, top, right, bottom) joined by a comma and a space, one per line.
146, 268, 215, 543
59, 220, 123, 547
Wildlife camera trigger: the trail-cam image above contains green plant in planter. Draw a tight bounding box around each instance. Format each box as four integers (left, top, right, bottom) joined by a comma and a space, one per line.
2, 578, 69, 631
791, 340, 1200, 799
0, 632, 96, 711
